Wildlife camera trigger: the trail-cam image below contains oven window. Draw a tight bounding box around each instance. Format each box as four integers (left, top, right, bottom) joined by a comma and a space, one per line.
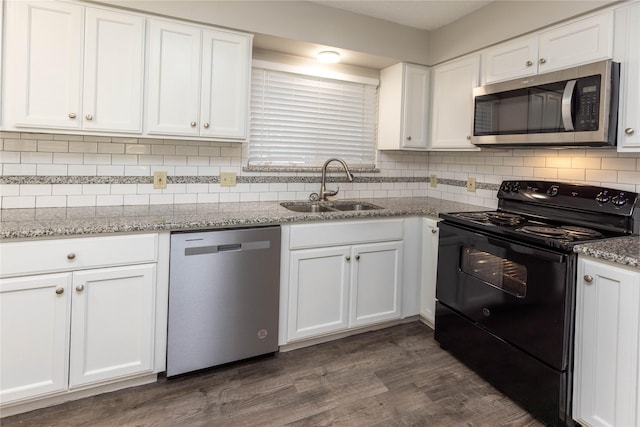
460, 247, 527, 298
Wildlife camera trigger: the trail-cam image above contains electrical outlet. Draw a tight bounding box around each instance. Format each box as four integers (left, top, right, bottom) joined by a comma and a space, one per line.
220, 172, 237, 187
153, 171, 167, 189
466, 177, 476, 192
429, 174, 438, 188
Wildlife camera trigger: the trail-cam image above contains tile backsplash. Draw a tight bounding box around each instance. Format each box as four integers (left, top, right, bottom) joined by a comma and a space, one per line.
0, 131, 639, 209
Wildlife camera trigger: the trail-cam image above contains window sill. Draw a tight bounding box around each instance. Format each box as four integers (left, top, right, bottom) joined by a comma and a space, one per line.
243, 166, 380, 174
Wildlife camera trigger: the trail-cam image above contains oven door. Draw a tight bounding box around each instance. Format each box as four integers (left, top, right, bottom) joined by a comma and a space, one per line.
436, 222, 573, 371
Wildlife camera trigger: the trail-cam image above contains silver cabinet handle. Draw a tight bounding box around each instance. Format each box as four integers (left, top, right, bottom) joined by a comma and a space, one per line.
431, 228, 437, 234
67, 253, 76, 260
203, 122, 210, 129
584, 275, 593, 283
55, 287, 64, 295
190, 121, 197, 127
76, 284, 85, 292
355, 255, 360, 261
68, 113, 77, 119
346, 256, 351, 261
85, 114, 93, 120
625, 128, 635, 136
525, 60, 533, 67
539, 58, 547, 64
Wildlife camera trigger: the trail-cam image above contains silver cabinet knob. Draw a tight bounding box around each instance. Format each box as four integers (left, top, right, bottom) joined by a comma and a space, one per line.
67, 253, 76, 260
431, 228, 437, 234
525, 60, 533, 67
346, 256, 351, 261
539, 58, 547, 64
85, 114, 93, 121
466, 135, 471, 140
68, 113, 77, 119
406, 136, 412, 141
625, 128, 635, 136
355, 255, 361, 261
76, 284, 85, 292
55, 287, 64, 295
203, 122, 210, 129
190, 121, 197, 127
584, 275, 593, 283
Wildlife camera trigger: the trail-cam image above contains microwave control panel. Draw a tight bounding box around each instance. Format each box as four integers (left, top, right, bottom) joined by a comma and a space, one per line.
574, 75, 601, 132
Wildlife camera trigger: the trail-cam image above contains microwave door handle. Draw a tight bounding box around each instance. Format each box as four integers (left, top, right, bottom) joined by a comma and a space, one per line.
562, 79, 577, 131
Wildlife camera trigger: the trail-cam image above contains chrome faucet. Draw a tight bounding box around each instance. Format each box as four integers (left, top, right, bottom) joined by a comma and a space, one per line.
319, 158, 354, 201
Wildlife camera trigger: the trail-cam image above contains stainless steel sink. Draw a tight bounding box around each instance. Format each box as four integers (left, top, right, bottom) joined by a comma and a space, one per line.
280, 203, 334, 213
331, 202, 382, 211
280, 201, 383, 213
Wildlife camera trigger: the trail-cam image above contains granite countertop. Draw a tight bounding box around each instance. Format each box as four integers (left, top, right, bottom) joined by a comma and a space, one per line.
573, 236, 640, 269
0, 197, 484, 240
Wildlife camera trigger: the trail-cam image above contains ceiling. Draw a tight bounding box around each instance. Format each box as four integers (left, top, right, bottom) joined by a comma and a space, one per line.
253, 1, 493, 69
309, 0, 493, 31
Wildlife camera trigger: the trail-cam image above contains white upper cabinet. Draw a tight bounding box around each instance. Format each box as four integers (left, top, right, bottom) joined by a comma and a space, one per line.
614, 2, 640, 152
482, 12, 613, 84
200, 30, 251, 139
8, 1, 83, 130
82, 8, 145, 133
5, 1, 144, 133
146, 20, 201, 137
430, 54, 480, 150
378, 63, 430, 151
146, 19, 252, 140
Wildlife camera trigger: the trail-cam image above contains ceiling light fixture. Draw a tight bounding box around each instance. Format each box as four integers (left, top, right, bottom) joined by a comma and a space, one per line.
316, 51, 341, 64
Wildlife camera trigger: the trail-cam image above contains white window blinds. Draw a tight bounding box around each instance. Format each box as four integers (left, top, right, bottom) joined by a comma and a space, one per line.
249, 67, 378, 168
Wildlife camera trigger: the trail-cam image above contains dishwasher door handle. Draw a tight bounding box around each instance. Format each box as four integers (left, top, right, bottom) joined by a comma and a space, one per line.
184, 240, 271, 256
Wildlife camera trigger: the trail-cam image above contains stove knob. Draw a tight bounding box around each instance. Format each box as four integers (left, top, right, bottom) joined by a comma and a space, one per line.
612, 193, 628, 208
595, 191, 611, 205
547, 185, 560, 197
512, 183, 520, 193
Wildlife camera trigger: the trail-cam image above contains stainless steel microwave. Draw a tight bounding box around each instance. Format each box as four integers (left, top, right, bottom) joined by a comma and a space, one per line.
471, 60, 620, 148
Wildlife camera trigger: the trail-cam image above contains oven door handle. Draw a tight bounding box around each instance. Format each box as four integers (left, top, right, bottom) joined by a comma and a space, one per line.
487, 238, 567, 263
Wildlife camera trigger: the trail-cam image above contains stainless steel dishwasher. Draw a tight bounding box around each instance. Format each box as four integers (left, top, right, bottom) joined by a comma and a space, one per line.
167, 226, 280, 377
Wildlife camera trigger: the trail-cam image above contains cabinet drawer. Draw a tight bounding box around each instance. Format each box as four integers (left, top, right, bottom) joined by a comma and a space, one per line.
0, 234, 158, 277
289, 219, 404, 250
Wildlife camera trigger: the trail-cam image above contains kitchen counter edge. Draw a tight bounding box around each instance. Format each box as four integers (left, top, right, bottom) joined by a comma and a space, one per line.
573, 236, 640, 269
0, 197, 481, 241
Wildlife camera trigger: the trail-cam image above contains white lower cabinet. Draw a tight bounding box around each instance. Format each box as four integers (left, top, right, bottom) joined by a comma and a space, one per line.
573, 256, 640, 427
419, 218, 439, 326
69, 264, 155, 388
282, 219, 405, 343
0, 234, 164, 412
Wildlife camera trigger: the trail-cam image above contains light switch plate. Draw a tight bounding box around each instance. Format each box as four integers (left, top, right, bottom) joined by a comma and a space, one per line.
466, 177, 476, 192
153, 171, 167, 189
430, 175, 438, 188
220, 172, 237, 187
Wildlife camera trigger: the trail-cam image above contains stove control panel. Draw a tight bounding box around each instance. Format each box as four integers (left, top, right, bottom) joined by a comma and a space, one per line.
498, 181, 638, 215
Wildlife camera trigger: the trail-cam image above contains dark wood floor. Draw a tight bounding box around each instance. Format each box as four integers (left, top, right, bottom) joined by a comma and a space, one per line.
2, 322, 543, 426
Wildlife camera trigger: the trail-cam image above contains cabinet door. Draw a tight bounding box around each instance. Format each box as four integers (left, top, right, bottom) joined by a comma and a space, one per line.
419, 219, 439, 326
82, 8, 144, 133
350, 242, 402, 328
9, 1, 83, 130
69, 264, 155, 388
573, 257, 640, 427
200, 30, 251, 139
146, 20, 201, 136
481, 36, 538, 84
430, 54, 480, 150
614, 2, 640, 152
288, 247, 350, 341
401, 64, 430, 150
0, 273, 71, 404
538, 12, 613, 73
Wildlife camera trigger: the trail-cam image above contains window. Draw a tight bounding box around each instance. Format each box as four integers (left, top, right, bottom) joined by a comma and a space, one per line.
249, 63, 378, 168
